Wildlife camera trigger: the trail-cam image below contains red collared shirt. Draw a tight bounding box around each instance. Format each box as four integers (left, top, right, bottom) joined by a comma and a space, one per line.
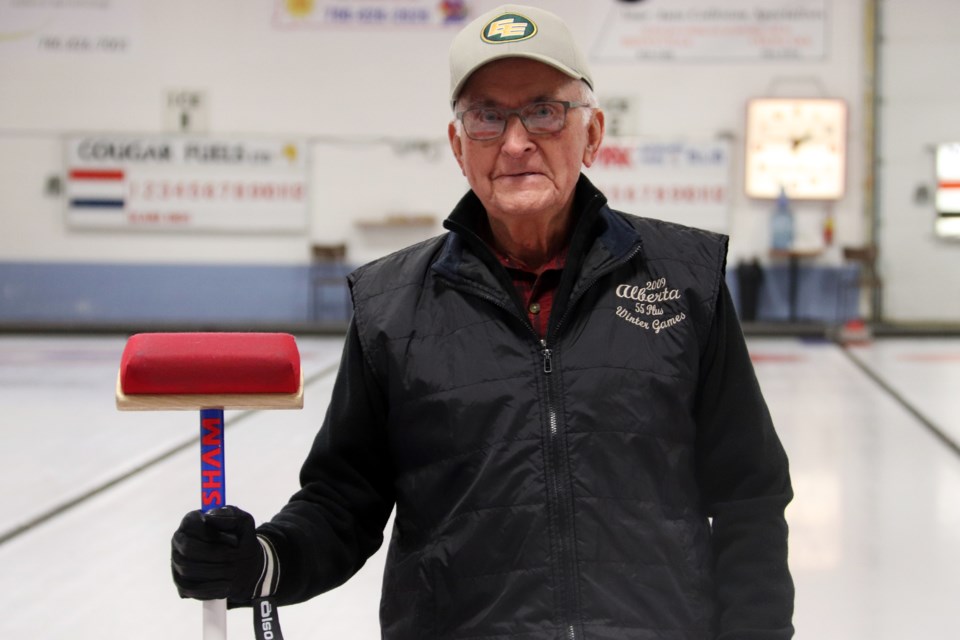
494, 249, 567, 339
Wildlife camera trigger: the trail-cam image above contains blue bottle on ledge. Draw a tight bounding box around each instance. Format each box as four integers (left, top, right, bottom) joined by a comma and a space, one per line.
771, 186, 795, 251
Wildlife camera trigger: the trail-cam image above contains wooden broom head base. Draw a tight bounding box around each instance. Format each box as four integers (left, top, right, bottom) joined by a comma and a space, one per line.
115, 372, 304, 411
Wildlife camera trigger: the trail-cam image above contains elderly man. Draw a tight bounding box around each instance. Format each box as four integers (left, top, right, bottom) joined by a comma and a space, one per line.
172, 5, 794, 639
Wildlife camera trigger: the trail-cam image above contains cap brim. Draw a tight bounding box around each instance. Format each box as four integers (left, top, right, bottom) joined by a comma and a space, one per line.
450, 54, 591, 105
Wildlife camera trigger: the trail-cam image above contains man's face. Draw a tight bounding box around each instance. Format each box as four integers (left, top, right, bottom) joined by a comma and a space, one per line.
448, 58, 604, 226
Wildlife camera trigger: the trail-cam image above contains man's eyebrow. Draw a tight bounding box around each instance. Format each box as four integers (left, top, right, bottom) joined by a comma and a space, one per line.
460, 98, 497, 110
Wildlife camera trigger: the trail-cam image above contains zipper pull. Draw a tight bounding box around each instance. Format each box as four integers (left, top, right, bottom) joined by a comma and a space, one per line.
541, 341, 553, 374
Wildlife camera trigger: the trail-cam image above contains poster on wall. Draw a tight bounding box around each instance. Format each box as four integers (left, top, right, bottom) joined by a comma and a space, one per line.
583, 139, 731, 234
271, 0, 480, 29
64, 135, 309, 233
0, 0, 140, 57
592, 0, 828, 62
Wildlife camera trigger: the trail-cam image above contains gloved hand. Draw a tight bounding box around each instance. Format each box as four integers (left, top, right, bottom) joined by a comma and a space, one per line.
171, 505, 264, 602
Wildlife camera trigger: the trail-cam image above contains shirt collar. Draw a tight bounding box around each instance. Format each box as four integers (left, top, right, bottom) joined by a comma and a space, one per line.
490, 242, 568, 275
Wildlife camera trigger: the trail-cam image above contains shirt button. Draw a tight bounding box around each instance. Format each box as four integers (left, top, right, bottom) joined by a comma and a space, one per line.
529, 302, 541, 314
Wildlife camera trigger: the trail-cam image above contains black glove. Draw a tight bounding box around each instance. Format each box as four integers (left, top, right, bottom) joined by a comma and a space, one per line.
171, 505, 264, 602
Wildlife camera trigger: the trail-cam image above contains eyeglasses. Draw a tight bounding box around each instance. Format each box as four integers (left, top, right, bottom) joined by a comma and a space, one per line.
455, 100, 592, 141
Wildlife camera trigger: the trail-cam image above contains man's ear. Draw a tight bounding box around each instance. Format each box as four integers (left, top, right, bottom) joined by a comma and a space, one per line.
582, 109, 605, 168
448, 121, 466, 175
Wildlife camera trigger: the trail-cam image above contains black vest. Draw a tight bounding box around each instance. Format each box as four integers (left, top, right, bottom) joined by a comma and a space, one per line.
347, 177, 729, 639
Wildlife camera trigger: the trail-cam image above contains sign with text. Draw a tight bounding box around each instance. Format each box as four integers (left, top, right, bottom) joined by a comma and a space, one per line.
271, 0, 472, 29
0, 0, 140, 57
592, 0, 828, 62
64, 135, 309, 232
584, 139, 731, 233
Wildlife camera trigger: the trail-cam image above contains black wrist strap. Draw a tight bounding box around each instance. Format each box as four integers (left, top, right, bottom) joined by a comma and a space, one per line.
253, 597, 284, 640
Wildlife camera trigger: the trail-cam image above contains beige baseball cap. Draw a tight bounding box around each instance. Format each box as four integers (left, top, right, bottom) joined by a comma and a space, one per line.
449, 4, 594, 105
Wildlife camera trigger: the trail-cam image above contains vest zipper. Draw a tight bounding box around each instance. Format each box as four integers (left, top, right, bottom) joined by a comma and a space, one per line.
541, 342, 553, 375
436, 234, 641, 640
536, 243, 640, 640
438, 287, 580, 635
541, 338, 579, 640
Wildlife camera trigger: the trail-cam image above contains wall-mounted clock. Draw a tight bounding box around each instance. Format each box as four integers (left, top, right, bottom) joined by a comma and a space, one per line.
744, 97, 848, 200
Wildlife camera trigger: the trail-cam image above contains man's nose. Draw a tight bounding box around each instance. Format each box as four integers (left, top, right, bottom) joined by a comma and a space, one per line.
500, 114, 535, 155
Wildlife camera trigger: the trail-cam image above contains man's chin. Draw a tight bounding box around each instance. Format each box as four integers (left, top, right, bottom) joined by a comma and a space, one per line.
490, 191, 555, 217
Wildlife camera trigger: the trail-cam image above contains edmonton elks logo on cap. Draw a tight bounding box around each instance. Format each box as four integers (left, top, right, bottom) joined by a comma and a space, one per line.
481, 12, 537, 44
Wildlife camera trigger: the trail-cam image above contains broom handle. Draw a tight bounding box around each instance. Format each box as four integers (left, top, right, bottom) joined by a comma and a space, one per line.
203, 601, 227, 640
200, 409, 228, 640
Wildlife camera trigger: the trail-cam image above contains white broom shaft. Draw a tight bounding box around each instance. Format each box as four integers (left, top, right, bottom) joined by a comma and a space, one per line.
204, 600, 227, 640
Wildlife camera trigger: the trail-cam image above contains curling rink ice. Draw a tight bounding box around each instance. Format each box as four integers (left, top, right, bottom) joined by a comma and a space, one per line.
1, 333, 959, 639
